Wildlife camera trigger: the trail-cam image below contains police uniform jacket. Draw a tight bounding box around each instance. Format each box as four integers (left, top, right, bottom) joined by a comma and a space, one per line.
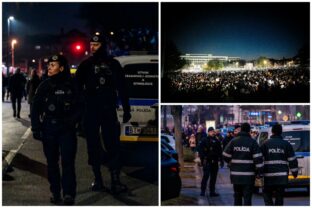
260, 135, 298, 185
198, 136, 223, 164
31, 72, 81, 134
223, 132, 264, 184
76, 46, 130, 113
8, 73, 26, 97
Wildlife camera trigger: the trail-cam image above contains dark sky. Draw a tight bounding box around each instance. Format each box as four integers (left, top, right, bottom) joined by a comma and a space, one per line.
3, 2, 158, 36
162, 3, 310, 60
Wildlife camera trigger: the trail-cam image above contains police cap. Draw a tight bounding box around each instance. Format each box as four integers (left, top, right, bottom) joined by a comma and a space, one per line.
48, 54, 68, 68
272, 124, 282, 136
241, 123, 251, 133
90, 34, 104, 43
208, 127, 215, 132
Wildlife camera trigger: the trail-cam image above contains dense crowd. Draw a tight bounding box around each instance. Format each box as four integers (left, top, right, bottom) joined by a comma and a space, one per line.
163, 67, 309, 102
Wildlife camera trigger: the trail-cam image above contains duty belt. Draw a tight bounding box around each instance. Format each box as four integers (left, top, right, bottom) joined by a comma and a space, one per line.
43, 116, 65, 124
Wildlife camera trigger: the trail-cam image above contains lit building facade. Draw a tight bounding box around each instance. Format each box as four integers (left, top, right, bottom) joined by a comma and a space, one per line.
181, 53, 240, 65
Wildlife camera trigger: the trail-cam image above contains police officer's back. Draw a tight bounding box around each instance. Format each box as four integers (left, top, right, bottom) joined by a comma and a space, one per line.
260, 124, 298, 205
223, 123, 264, 205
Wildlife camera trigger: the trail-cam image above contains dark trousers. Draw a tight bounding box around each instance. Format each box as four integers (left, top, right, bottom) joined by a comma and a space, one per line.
263, 185, 285, 206
84, 106, 121, 175
11, 94, 22, 115
42, 129, 77, 198
201, 162, 219, 193
233, 184, 253, 205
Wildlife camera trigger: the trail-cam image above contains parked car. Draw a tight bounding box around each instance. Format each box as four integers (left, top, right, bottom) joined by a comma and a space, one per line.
161, 139, 178, 162
161, 149, 181, 200
161, 133, 175, 149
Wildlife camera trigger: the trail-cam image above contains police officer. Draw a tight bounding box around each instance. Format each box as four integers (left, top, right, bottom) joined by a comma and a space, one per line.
260, 124, 298, 205
223, 123, 264, 205
198, 127, 223, 197
31, 54, 80, 205
76, 34, 131, 194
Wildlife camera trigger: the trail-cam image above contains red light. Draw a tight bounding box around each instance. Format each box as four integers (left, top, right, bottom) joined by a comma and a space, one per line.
72, 42, 84, 53
170, 167, 178, 172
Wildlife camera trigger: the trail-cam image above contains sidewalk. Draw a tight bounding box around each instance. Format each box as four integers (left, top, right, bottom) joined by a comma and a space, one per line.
3, 106, 158, 205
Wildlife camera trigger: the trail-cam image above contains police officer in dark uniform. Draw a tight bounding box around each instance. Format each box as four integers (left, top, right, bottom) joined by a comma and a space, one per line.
76, 34, 131, 194
260, 124, 298, 205
223, 123, 264, 205
198, 127, 224, 197
31, 54, 80, 205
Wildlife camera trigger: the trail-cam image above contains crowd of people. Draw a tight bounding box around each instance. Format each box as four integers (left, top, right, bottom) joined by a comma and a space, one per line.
164, 67, 309, 102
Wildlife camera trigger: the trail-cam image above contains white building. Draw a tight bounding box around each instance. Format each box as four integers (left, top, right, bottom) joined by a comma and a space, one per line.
181, 53, 240, 65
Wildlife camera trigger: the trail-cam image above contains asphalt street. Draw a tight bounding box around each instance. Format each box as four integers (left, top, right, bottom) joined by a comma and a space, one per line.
162, 161, 310, 206
2, 100, 158, 205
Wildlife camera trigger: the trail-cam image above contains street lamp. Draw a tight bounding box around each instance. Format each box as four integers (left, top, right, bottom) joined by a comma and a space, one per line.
7, 16, 15, 76
11, 39, 17, 68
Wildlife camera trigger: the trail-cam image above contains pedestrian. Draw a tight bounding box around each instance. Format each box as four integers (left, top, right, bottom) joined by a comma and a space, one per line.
8, 68, 26, 118
26, 69, 41, 118
223, 123, 264, 205
2, 73, 8, 102
233, 124, 241, 137
198, 127, 224, 197
222, 130, 233, 151
215, 129, 224, 143
76, 33, 131, 194
31, 54, 81, 205
260, 124, 298, 206
189, 134, 196, 152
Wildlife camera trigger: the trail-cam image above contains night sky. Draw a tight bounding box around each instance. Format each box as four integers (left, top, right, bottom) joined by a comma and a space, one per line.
3, 3, 85, 35
162, 3, 310, 60
2, 2, 158, 37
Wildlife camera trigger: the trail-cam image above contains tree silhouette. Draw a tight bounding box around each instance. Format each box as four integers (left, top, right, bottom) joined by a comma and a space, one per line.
162, 40, 186, 75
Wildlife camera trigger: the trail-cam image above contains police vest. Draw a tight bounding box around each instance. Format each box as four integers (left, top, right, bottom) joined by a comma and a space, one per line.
260, 135, 298, 185
43, 80, 76, 119
223, 132, 264, 185
92, 62, 116, 91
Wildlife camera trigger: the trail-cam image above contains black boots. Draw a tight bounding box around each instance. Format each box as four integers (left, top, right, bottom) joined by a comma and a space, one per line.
91, 179, 106, 192
90, 167, 127, 194
63, 195, 75, 205
50, 194, 62, 205
50, 194, 75, 205
91, 167, 106, 191
111, 170, 127, 195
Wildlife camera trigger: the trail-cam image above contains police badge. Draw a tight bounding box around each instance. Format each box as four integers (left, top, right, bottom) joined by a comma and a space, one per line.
99, 77, 106, 85
48, 104, 56, 112
94, 65, 100, 74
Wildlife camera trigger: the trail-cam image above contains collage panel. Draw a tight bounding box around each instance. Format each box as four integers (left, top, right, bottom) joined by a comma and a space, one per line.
2, 2, 159, 205
161, 2, 310, 103
161, 105, 310, 206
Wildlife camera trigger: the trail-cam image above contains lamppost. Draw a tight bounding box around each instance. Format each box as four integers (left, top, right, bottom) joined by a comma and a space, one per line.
11, 39, 17, 68
7, 16, 14, 76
